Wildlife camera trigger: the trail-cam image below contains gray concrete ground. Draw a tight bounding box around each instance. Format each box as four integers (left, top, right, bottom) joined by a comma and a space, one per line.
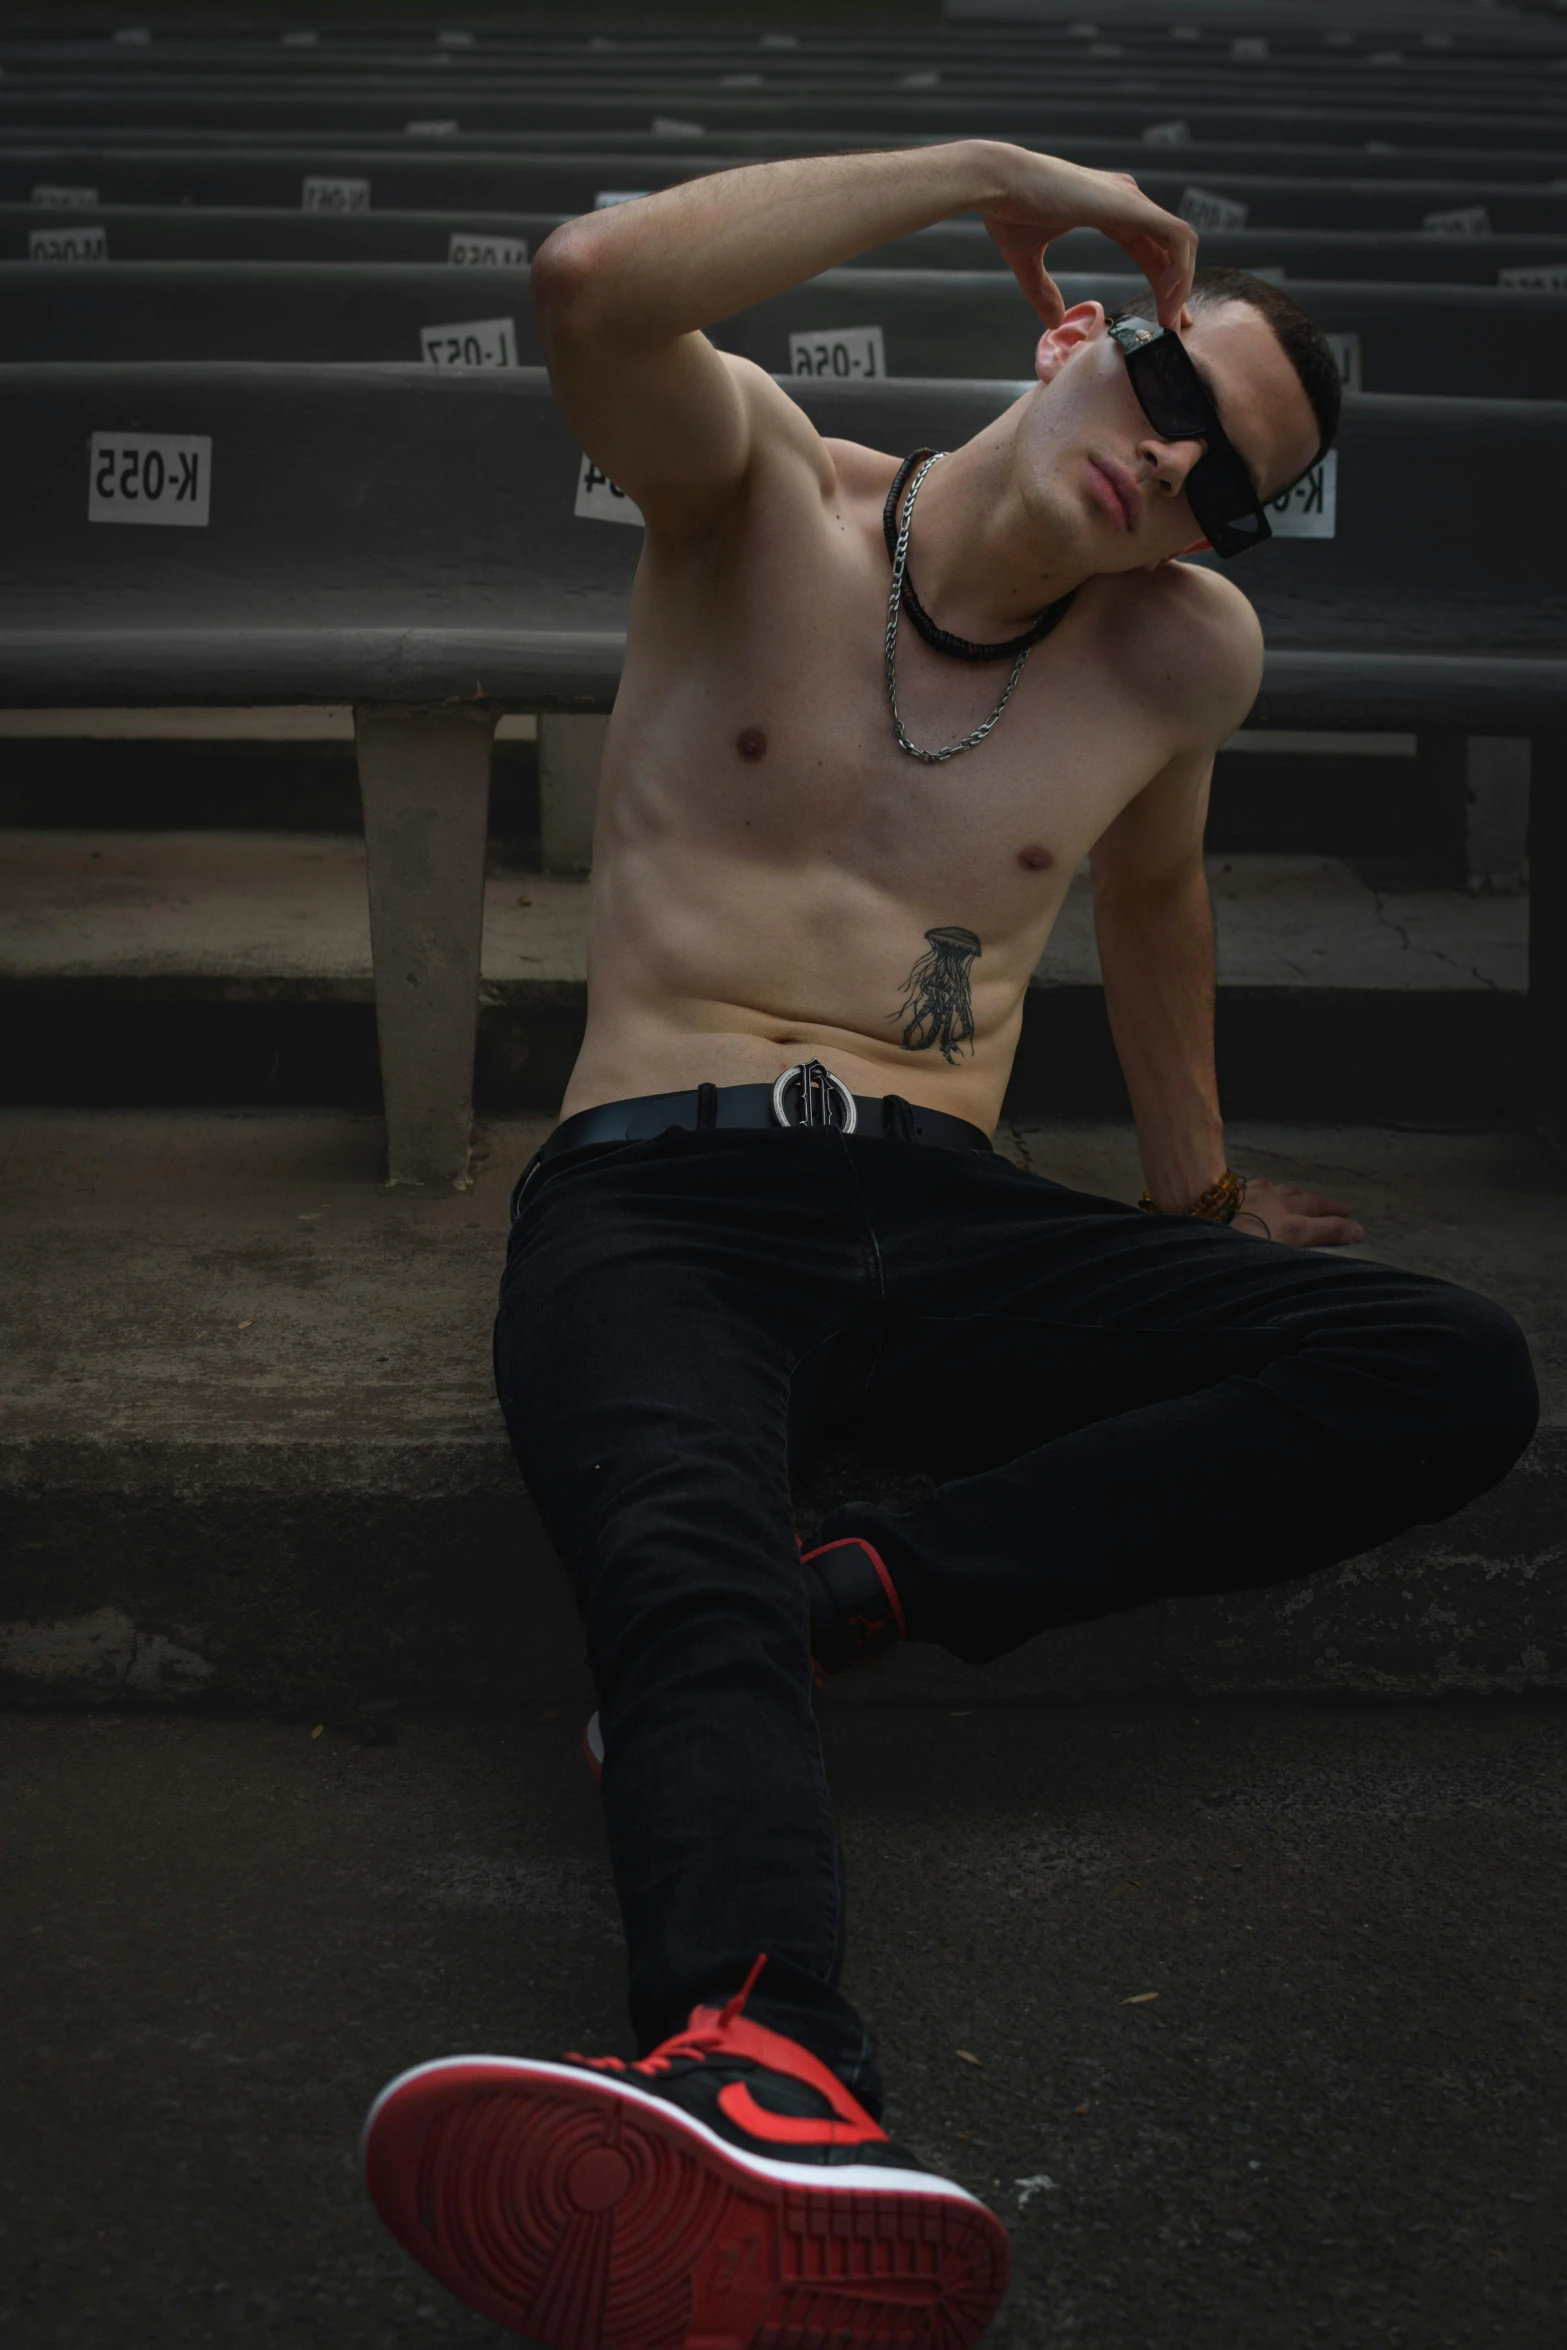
4, 1698, 1566, 2349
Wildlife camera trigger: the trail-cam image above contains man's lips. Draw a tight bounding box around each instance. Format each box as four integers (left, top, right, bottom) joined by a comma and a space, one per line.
1086, 456, 1141, 532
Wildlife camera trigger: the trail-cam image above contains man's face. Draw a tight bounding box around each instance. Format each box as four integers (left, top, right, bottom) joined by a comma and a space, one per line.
1019, 299, 1321, 573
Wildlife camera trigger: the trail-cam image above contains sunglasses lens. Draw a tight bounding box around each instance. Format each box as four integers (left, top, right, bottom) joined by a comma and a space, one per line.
1188, 449, 1238, 523
1123, 336, 1207, 438
1203, 504, 1269, 557
1115, 320, 1272, 559
1189, 444, 1269, 543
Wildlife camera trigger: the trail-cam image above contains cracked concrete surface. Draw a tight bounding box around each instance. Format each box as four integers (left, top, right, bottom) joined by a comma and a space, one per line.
4, 1700, 1567, 2348
1366, 879, 1505, 994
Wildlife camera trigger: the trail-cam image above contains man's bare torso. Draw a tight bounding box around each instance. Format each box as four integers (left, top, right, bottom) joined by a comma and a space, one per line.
565, 406, 1226, 1131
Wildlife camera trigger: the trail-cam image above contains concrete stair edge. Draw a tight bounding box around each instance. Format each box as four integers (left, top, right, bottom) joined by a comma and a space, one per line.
3, 1427, 1562, 1710
3, 1102, 1560, 1713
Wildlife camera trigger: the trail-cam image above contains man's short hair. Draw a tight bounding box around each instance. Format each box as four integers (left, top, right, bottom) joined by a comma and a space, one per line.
1111, 266, 1343, 489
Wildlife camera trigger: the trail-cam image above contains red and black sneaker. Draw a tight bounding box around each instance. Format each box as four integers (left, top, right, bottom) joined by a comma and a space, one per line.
363, 1953, 1009, 2349
801, 1533, 907, 1679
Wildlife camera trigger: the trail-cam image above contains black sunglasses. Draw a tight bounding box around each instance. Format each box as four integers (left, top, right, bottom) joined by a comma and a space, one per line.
1107, 315, 1272, 560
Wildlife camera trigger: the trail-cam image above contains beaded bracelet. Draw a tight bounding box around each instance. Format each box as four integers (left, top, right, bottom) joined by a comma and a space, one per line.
1136, 1167, 1247, 1224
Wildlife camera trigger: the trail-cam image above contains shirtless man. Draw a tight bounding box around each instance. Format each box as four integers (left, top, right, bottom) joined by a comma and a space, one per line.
362, 146, 1538, 2349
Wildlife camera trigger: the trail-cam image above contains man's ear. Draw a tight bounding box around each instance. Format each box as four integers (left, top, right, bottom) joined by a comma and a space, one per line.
1034, 301, 1107, 385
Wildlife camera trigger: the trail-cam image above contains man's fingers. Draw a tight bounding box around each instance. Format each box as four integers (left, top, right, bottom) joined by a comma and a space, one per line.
992, 227, 1064, 327
1298, 1218, 1369, 1248
1236, 1179, 1366, 1248
1115, 219, 1198, 326
1010, 251, 1063, 329
1237, 1214, 1367, 1248
984, 163, 1196, 330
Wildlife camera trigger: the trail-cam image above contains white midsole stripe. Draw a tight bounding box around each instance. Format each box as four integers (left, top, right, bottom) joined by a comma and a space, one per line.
363, 2052, 985, 2210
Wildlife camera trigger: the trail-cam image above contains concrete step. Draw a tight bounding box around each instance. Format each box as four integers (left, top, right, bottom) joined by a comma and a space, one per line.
1, 1107, 1561, 1712
0, 710, 1506, 876
0, 832, 1529, 1124
0, 707, 542, 848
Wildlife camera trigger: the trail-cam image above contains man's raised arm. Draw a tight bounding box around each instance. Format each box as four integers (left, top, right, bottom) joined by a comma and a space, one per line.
531, 142, 1197, 538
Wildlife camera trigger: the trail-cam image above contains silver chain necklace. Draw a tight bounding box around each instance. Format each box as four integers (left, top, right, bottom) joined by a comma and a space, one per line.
883, 451, 1036, 765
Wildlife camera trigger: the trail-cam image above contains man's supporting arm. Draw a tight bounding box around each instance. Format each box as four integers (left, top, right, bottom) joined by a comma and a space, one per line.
531, 142, 1196, 538
1092, 835, 1228, 1214
1091, 746, 1365, 1248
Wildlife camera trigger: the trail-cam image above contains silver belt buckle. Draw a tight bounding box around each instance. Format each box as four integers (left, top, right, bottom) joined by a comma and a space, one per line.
772, 1059, 858, 1134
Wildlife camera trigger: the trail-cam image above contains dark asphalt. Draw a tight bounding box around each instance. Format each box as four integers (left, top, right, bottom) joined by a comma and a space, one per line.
3, 1697, 1565, 2349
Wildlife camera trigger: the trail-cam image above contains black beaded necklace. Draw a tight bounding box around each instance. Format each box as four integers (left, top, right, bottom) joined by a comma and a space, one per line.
881, 448, 1077, 664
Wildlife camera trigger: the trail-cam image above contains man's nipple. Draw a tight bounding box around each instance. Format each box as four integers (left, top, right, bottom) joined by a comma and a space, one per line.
737, 727, 768, 762
1018, 844, 1055, 872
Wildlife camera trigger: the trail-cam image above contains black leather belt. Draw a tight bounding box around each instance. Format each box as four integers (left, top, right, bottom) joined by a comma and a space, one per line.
534, 1058, 992, 1170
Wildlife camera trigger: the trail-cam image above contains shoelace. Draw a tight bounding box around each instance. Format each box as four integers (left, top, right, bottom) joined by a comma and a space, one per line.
565, 1952, 769, 2077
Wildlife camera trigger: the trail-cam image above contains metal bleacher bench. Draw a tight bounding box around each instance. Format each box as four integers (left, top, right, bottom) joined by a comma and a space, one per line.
6, 203, 561, 268
0, 81, 1557, 151
12, 194, 1564, 287
4, 361, 1562, 1188
7, 140, 1567, 236
10, 128, 1567, 191
5, 260, 1564, 402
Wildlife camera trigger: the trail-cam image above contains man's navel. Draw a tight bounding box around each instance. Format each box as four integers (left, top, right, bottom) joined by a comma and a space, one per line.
1017, 844, 1055, 873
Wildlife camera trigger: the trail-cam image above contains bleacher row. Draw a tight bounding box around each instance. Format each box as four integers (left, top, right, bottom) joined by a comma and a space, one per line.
3, 8, 1565, 1191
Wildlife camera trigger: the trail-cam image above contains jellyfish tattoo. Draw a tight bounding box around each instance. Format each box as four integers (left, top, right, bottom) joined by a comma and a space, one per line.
894, 925, 982, 1061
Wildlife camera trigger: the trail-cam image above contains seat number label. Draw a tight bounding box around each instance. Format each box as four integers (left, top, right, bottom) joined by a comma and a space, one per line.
1500, 262, 1567, 290
1424, 206, 1490, 237
32, 183, 99, 207
448, 230, 528, 266
1267, 451, 1336, 539
574, 455, 644, 526
789, 324, 886, 380
302, 175, 370, 213
420, 315, 517, 367
30, 225, 107, 262
1179, 187, 1248, 231
89, 433, 212, 527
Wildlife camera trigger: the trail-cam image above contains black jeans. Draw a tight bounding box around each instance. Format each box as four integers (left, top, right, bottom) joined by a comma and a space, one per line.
493, 1126, 1538, 2117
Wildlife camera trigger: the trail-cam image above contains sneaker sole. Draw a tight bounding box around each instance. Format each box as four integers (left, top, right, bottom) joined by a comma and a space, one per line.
364, 2053, 1010, 2349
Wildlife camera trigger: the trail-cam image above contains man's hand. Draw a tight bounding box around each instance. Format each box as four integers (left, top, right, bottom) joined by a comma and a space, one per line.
978, 151, 1199, 330
536, 140, 1198, 541
1232, 1179, 1367, 1248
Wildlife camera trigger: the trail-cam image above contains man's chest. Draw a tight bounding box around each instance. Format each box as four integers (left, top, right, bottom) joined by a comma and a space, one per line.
629, 559, 1176, 897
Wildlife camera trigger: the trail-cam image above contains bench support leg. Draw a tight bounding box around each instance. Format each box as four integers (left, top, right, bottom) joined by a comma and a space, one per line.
355, 702, 497, 1189
1529, 735, 1564, 1164
1465, 737, 1530, 893
538, 713, 609, 875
